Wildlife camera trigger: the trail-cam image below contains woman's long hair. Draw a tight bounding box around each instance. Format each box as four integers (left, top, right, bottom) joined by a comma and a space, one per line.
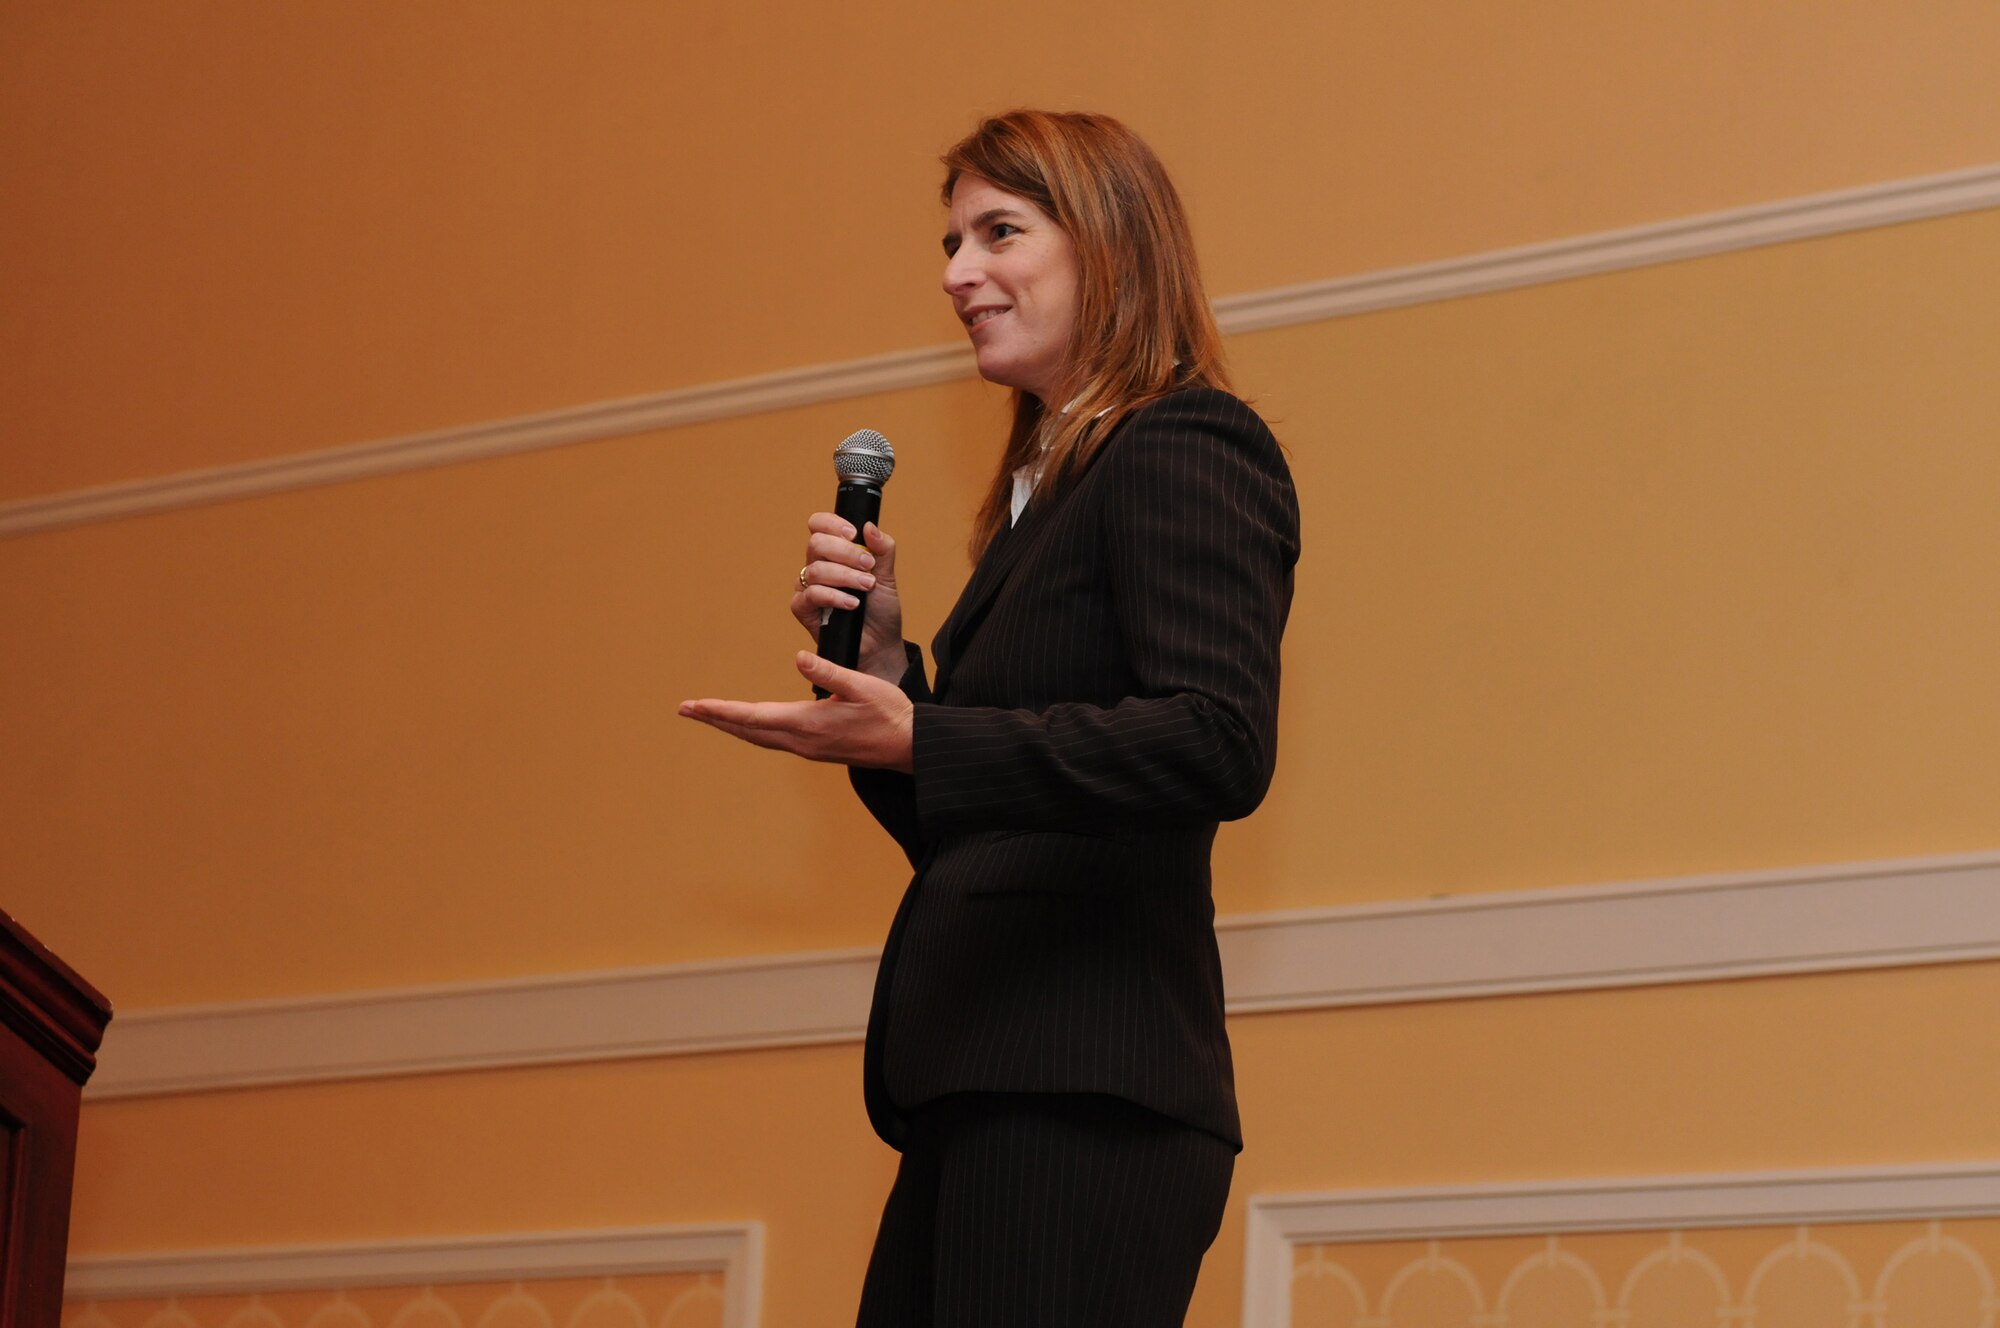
942, 110, 1231, 561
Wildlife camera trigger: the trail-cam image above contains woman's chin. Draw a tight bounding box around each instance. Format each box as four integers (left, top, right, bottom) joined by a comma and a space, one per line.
972, 353, 1018, 390
973, 358, 1052, 400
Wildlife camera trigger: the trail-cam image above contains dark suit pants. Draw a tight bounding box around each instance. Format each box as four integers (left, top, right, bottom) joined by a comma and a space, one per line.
855, 1092, 1235, 1327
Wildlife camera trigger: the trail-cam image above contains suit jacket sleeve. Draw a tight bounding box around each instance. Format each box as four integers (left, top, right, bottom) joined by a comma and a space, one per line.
909, 390, 1301, 837
847, 641, 932, 866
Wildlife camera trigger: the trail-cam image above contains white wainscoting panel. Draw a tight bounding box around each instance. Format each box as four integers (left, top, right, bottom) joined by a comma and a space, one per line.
1241, 1161, 2000, 1328
7, 163, 1997, 538
66, 1224, 763, 1328
85, 852, 2000, 1101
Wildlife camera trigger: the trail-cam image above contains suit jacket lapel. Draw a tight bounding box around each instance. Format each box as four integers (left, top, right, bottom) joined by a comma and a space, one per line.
929, 407, 1136, 697
931, 497, 1046, 698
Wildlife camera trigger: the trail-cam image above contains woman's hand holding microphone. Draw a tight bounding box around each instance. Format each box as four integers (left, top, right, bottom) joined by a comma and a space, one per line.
792, 514, 906, 684
679, 515, 915, 772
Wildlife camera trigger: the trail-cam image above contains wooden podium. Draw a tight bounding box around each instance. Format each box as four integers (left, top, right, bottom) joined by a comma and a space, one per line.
0, 910, 111, 1328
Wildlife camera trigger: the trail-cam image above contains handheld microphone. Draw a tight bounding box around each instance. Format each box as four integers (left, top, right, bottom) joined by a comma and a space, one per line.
814, 428, 896, 698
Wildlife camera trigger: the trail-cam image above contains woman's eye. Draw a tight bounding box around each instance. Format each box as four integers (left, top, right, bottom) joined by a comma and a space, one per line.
990, 222, 1019, 241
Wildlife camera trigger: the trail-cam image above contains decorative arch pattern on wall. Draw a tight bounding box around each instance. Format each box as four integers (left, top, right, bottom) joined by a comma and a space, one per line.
1290, 1221, 2000, 1327
66, 1280, 726, 1328
1246, 1161, 2000, 1327
64, 1229, 759, 1328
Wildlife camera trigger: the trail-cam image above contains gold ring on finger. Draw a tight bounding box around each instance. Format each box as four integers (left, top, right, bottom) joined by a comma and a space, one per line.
797, 565, 809, 590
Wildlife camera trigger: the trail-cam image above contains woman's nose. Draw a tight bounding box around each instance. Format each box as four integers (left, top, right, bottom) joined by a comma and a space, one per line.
941, 249, 980, 296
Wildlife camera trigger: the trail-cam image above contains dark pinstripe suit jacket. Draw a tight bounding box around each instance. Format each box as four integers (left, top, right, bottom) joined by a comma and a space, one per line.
850, 386, 1300, 1150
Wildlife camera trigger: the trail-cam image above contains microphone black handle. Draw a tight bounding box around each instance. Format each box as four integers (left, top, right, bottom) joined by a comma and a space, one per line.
813, 481, 883, 697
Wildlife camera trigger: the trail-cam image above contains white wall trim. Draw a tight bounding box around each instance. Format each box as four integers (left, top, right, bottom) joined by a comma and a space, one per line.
65, 1224, 764, 1328
85, 851, 2000, 1101
8, 162, 1999, 539
1214, 161, 2000, 336
0, 342, 976, 539
1240, 1161, 2000, 1328
1213, 849, 2000, 1014
89, 945, 885, 1100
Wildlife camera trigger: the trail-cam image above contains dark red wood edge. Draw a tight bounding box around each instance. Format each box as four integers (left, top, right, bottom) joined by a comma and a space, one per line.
0, 909, 108, 1328
0, 909, 111, 1089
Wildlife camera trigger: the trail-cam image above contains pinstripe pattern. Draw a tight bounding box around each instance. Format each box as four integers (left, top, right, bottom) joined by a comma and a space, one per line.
849, 387, 1300, 1152
855, 1093, 1235, 1328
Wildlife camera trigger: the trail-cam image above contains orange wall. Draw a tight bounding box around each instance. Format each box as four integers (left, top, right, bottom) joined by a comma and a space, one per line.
69, 961, 2000, 1327
6, 210, 1998, 1005
5, 0, 2000, 498
5, 4, 1999, 1324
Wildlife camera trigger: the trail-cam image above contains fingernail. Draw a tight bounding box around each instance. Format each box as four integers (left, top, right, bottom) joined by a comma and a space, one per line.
840, 524, 857, 540
841, 594, 860, 608
860, 554, 875, 569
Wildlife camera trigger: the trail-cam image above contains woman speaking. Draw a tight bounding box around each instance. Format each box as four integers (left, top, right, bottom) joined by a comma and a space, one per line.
681, 109, 1300, 1326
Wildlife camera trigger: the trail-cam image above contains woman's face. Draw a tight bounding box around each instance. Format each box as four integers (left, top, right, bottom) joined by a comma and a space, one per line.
942, 176, 1080, 404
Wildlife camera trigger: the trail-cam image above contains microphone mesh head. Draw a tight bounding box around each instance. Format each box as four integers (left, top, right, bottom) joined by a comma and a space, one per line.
834, 428, 895, 487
